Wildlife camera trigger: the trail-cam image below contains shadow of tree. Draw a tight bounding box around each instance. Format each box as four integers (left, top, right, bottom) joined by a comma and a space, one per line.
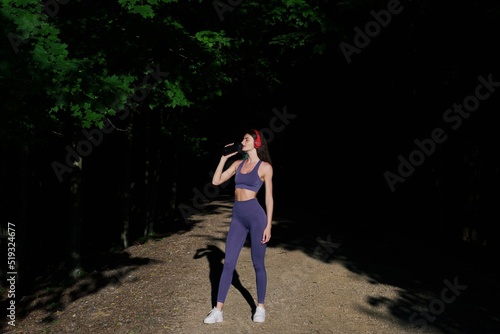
3, 195, 499, 334
0, 198, 237, 331
1, 251, 155, 327
202, 197, 500, 334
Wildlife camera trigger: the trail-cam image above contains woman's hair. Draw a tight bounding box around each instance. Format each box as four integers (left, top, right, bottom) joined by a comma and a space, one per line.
248, 129, 272, 165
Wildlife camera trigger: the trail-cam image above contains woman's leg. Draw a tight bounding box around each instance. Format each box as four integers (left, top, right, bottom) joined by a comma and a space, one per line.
248, 202, 268, 305
216, 210, 248, 307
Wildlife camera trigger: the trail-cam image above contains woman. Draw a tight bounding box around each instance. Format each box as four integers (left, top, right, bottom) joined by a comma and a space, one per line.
203, 129, 274, 324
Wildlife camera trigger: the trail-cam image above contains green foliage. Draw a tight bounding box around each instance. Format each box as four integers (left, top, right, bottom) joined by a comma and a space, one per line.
195, 30, 231, 52
1, 0, 340, 149
162, 79, 192, 109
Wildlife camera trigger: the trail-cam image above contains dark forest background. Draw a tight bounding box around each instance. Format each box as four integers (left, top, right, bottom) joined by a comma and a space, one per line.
1, 0, 499, 331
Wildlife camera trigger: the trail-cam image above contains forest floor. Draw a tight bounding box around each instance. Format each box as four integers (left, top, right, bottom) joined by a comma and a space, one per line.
2, 196, 500, 334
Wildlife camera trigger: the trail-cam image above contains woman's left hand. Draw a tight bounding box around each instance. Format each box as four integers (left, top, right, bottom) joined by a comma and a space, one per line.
261, 226, 271, 244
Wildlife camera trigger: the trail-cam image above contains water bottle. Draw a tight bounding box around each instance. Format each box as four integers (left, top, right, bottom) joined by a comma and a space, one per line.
221, 142, 242, 156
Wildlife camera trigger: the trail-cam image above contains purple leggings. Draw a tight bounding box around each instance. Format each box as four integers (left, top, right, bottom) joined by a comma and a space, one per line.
217, 198, 268, 304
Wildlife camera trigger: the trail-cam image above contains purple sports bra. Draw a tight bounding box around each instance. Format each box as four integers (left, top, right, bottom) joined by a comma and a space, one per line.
235, 159, 264, 192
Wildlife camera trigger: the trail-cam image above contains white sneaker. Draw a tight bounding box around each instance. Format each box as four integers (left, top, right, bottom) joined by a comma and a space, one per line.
253, 306, 265, 323
204, 307, 223, 324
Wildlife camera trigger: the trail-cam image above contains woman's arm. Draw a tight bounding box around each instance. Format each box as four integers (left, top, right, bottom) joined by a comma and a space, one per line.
212, 154, 240, 186
261, 162, 274, 244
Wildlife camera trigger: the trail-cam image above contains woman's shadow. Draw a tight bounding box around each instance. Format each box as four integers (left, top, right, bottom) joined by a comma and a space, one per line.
194, 244, 257, 314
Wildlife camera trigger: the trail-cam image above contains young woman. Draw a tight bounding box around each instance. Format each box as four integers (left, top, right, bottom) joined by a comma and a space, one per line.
204, 129, 274, 324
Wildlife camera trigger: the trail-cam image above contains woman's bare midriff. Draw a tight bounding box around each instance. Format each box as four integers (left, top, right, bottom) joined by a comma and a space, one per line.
235, 188, 257, 201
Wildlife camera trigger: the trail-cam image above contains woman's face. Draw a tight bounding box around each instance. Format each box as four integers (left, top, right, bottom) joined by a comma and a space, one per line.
241, 133, 255, 151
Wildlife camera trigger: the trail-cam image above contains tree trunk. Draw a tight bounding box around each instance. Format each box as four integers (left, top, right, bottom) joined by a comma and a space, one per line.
120, 122, 133, 249
145, 147, 161, 238
69, 142, 83, 280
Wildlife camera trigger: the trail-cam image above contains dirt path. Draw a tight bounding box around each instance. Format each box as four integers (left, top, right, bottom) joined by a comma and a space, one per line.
2, 197, 499, 333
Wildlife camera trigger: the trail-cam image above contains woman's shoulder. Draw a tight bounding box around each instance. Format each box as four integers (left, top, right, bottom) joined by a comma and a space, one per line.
224, 159, 242, 175
231, 159, 245, 169
260, 160, 271, 166
259, 161, 273, 172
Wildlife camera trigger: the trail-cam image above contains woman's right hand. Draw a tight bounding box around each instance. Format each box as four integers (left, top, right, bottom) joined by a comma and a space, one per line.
221, 143, 239, 158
